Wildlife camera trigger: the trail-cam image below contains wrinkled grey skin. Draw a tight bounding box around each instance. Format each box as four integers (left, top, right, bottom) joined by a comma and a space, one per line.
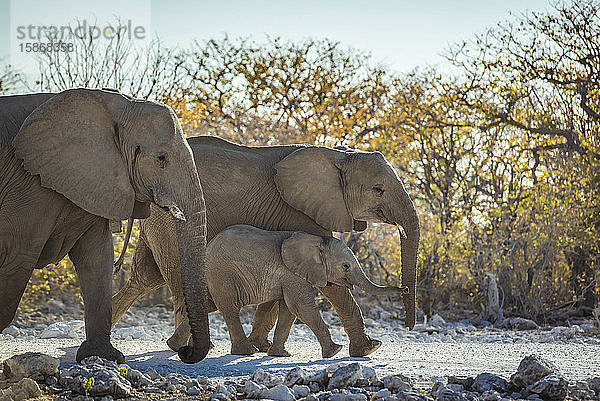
204, 225, 407, 358
112, 136, 420, 357
0, 89, 209, 364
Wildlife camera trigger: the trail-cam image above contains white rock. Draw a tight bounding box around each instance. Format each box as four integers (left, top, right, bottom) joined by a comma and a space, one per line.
292, 384, 310, 398
382, 374, 413, 392
251, 368, 283, 387
243, 380, 267, 398
373, 389, 392, 399
361, 367, 376, 381
285, 367, 307, 386
2, 325, 20, 338
328, 363, 363, 390
306, 369, 328, 385
113, 326, 150, 340
40, 320, 84, 339
264, 384, 296, 401
429, 314, 446, 327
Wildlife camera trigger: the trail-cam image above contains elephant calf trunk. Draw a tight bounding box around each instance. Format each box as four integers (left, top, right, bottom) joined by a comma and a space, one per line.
350, 269, 408, 297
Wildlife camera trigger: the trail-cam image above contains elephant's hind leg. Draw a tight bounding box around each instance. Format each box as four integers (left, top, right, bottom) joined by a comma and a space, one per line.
267, 302, 294, 357
111, 234, 166, 328
70, 219, 124, 363
0, 263, 34, 330
248, 300, 277, 351
221, 304, 257, 355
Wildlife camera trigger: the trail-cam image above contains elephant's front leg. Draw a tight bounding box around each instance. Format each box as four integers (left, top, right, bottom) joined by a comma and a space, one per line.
69, 219, 124, 363
319, 284, 381, 357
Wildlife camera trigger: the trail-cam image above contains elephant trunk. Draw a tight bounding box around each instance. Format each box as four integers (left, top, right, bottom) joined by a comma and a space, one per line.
172, 174, 210, 364
350, 266, 408, 297
395, 197, 420, 330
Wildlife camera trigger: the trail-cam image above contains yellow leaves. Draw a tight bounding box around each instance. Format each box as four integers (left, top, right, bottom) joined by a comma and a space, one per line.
19, 258, 79, 313
18, 222, 141, 313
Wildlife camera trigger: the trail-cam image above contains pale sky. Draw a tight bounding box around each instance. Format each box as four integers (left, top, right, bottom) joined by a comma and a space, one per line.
1, 0, 551, 75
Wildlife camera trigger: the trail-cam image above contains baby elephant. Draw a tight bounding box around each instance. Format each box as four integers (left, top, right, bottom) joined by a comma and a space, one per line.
207, 224, 407, 358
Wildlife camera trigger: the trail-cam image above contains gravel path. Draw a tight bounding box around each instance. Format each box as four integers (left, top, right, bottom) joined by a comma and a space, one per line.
2, 337, 600, 382
2, 309, 599, 383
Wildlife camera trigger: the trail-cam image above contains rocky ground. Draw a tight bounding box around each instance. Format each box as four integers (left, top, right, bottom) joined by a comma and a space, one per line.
1, 301, 599, 400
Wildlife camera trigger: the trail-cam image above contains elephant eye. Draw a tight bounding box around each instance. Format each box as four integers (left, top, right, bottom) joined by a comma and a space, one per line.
372, 186, 384, 196
156, 154, 167, 168
343, 263, 350, 271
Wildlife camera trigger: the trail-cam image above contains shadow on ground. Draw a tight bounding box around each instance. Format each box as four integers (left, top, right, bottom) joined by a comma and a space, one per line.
58, 345, 371, 377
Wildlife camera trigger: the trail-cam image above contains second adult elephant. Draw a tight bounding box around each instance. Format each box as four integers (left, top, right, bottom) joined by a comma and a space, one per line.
112, 136, 420, 357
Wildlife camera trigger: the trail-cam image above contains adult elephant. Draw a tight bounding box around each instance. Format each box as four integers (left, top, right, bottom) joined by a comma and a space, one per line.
0, 89, 209, 364
113, 135, 420, 356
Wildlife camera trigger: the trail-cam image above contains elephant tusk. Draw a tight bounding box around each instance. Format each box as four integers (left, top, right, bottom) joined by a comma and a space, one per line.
169, 205, 187, 222
397, 225, 407, 240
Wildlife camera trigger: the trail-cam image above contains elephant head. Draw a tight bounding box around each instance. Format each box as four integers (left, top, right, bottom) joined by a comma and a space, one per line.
281, 232, 407, 296
12, 88, 209, 363
275, 147, 420, 329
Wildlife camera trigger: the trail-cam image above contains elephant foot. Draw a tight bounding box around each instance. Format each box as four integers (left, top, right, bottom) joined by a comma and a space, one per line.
349, 336, 381, 357
267, 346, 291, 357
321, 343, 343, 359
247, 335, 272, 352
76, 340, 125, 364
231, 340, 258, 356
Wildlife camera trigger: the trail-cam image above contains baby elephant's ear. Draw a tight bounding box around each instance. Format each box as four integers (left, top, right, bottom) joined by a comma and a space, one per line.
281, 232, 327, 288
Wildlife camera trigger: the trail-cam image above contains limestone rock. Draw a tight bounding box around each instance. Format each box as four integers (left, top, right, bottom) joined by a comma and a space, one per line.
285, 367, 308, 386
1, 327, 19, 338
510, 354, 561, 389
264, 383, 296, 401
292, 384, 311, 398
0, 377, 41, 401
251, 368, 283, 388
396, 390, 432, 401
567, 381, 596, 401
242, 380, 267, 398
470, 373, 508, 393
382, 374, 413, 392
328, 364, 363, 390
59, 357, 131, 398
447, 376, 473, 390
526, 374, 568, 401
40, 321, 84, 339
3, 352, 59, 381
306, 369, 329, 386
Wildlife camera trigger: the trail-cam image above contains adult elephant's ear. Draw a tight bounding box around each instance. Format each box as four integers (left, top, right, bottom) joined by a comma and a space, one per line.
275, 147, 354, 232
13, 88, 135, 221
281, 232, 328, 288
